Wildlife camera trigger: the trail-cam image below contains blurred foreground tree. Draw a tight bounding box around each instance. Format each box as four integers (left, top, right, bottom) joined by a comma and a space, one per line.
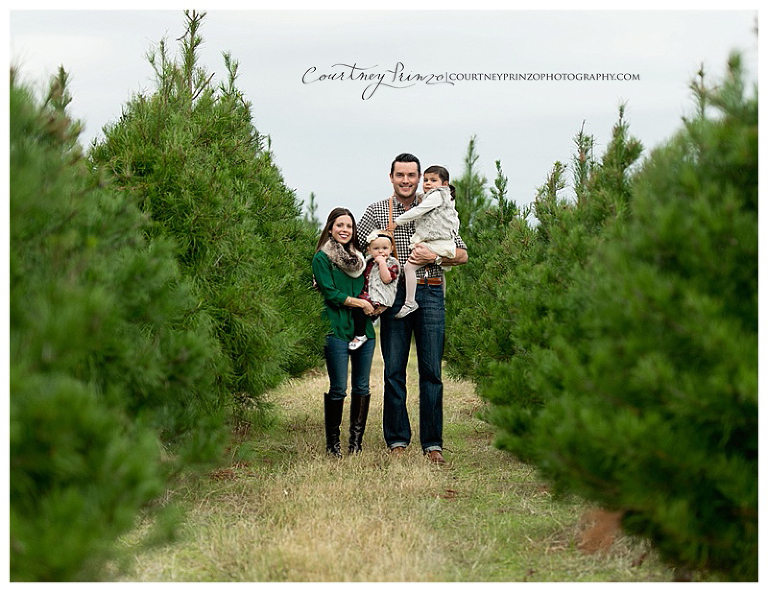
10, 67, 223, 580
446, 56, 757, 580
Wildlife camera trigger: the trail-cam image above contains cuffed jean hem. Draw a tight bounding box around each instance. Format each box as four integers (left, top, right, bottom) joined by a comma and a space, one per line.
423, 445, 442, 453
389, 442, 408, 450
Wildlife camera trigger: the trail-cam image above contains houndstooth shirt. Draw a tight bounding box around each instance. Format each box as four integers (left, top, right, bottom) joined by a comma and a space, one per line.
358, 194, 467, 280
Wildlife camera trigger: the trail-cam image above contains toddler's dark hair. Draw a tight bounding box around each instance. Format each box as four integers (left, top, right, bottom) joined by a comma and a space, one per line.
424, 165, 456, 200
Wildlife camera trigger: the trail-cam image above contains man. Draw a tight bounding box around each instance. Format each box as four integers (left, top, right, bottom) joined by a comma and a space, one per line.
358, 153, 468, 464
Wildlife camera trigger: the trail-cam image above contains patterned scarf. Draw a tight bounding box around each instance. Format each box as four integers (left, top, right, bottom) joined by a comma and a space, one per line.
321, 237, 365, 278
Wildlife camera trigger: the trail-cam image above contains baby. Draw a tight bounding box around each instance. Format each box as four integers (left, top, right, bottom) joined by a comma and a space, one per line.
349, 231, 400, 350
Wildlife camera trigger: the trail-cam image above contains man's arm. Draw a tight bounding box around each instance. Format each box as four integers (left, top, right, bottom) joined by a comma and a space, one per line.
409, 244, 468, 267
443, 247, 468, 267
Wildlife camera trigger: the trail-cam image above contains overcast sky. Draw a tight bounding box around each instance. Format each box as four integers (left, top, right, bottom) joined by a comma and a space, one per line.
8, 6, 759, 225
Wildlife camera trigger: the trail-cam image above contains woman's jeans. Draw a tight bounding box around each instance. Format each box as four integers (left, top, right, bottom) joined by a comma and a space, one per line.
324, 334, 375, 401
380, 281, 445, 452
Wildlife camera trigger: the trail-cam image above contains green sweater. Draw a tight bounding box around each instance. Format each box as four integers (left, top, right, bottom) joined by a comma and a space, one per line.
312, 250, 375, 341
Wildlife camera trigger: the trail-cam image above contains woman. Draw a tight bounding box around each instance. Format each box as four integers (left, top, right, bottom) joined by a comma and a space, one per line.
312, 208, 377, 456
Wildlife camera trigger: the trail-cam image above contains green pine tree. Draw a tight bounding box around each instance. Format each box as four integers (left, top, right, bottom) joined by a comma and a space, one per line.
89, 11, 325, 407
447, 54, 756, 581
488, 159, 518, 226
303, 191, 322, 230
526, 55, 757, 580
452, 135, 492, 231
10, 67, 223, 580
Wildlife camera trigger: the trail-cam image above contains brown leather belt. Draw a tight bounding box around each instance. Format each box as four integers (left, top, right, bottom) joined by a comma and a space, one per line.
417, 277, 443, 286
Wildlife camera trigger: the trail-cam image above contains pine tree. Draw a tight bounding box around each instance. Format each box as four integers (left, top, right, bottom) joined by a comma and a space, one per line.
452, 135, 492, 231
89, 11, 325, 406
447, 101, 646, 470
10, 68, 223, 580
445, 155, 531, 382
303, 191, 322, 230
488, 159, 518, 226
447, 54, 756, 580
526, 55, 757, 580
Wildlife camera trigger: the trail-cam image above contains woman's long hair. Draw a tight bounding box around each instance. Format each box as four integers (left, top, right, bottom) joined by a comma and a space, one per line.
315, 207, 362, 253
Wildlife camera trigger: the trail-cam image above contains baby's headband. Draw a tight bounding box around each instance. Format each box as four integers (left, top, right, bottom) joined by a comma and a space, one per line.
367, 230, 394, 244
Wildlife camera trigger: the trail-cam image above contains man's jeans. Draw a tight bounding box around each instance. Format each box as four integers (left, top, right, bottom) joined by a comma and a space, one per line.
380, 281, 445, 452
324, 335, 375, 401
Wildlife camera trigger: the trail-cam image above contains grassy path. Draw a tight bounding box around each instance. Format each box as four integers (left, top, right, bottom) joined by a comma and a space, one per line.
118, 340, 675, 582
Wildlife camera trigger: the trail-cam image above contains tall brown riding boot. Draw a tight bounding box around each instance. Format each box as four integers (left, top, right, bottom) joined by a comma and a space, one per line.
324, 394, 344, 457
348, 393, 371, 454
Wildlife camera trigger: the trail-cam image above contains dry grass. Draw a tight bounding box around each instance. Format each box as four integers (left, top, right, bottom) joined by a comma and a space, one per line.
115, 339, 678, 582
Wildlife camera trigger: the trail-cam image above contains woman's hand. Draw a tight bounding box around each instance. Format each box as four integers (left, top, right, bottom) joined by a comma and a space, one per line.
345, 297, 375, 315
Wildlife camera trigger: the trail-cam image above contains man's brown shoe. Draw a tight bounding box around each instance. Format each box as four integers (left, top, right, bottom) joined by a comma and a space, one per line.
426, 450, 445, 464
390, 446, 406, 457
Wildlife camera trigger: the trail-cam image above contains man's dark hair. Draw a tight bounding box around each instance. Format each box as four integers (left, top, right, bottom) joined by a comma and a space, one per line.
390, 153, 421, 175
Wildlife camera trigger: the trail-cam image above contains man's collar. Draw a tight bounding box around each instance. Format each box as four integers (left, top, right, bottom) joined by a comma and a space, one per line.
394, 192, 424, 209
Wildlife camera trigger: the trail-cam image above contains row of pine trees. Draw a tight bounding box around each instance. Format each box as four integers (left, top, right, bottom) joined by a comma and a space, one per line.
10, 10, 756, 582
10, 12, 326, 580
445, 57, 757, 581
